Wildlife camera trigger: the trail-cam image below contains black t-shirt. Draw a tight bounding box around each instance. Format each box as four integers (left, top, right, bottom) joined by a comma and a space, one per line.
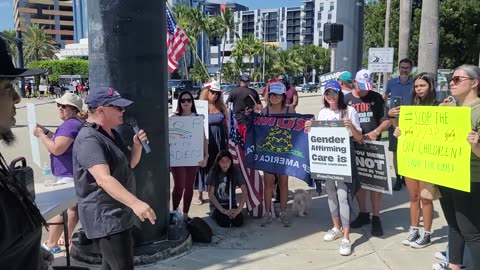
344, 91, 388, 136
0, 174, 42, 269
226, 86, 261, 124
73, 124, 135, 239
207, 168, 245, 211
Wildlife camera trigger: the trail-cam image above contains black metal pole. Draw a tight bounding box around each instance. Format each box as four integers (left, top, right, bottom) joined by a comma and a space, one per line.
87, 0, 169, 244
16, 30, 25, 97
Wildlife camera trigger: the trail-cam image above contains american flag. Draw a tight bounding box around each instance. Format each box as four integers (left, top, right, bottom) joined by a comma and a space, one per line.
228, 104, 266, 217
167, 6, 189, 73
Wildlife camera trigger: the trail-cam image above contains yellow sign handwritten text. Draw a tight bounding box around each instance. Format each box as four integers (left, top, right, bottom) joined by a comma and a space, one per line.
398, 106, 471, 192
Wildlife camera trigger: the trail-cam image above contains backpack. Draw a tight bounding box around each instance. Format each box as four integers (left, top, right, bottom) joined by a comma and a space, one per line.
186, 217, 212, 243
9, 157, 35, 200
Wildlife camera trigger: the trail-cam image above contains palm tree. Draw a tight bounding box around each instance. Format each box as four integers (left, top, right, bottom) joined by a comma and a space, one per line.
2, 30, 17, 61
231, 34, 263, 74
273, 49, 303, 75
23, 24, 58, 63
172, 4, 211, 80
417, 0, 439, 74
213, 8, 238, 83
398, 0, 412, 62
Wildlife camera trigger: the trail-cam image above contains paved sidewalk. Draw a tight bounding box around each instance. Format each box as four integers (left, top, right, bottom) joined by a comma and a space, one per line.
4, 98, 450, 270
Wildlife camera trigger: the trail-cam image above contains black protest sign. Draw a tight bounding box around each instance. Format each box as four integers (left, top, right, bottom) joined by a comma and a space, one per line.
354, 141, 392, 194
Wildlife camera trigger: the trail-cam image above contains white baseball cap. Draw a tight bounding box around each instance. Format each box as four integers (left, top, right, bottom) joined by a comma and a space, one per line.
355, 69, 374, 91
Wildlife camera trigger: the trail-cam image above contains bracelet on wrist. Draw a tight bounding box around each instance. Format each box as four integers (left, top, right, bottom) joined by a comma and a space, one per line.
43, 129, 49, 135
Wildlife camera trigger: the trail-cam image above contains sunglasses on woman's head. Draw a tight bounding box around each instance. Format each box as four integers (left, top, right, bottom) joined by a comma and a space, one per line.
448, 76, 473, 85
209, 90, 221, 96
180, 98, 193, 104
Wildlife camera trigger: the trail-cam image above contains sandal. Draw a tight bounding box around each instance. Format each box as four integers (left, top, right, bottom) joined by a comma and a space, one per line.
41, 242, 61, 254
193, 199, 204, 205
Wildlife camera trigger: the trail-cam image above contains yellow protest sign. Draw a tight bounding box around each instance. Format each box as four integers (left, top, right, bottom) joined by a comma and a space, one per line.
398, 106, 471, 192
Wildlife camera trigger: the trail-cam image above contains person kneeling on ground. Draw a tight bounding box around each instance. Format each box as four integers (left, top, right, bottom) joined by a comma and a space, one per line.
208, 150, 248, 227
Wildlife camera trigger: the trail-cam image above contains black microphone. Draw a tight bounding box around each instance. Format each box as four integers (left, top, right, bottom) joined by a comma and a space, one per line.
124, 115, 152, 154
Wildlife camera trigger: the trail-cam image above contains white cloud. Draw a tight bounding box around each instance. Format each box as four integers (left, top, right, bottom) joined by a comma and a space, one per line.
0, 2, 11, 7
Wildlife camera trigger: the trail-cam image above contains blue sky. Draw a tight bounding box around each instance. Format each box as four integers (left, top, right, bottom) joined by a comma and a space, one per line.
0, 0, 302, 32
0, 0, 14, 31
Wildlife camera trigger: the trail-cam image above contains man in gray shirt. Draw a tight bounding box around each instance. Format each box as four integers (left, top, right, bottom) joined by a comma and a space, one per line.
73, 87, 155, 269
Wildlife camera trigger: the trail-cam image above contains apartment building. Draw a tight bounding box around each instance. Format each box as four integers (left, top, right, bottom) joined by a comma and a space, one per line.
210, 0, 339, 68
13, 0, 74, 48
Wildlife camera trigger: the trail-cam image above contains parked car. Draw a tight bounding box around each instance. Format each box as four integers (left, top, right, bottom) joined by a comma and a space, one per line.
249, 82, 266, 95
295, 84, 304, 92
302, 83, 317, 93
168, 80, 202, 103
221, 84, 238, 95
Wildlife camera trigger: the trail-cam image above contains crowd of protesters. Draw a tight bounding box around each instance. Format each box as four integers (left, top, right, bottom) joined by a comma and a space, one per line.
1, 28, 479, 270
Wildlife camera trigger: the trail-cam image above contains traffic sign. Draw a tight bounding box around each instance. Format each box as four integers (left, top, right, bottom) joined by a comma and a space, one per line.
368, 47, 394, 73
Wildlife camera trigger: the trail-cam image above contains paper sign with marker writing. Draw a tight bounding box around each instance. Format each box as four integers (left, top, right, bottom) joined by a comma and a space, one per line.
169, 115, 205, 167
398, 106, 471, 192
27, 103, 41, 168
172, 99, 209, 139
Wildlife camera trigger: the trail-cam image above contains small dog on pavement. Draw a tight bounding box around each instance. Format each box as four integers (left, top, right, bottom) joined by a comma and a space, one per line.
292, 189, 312, 217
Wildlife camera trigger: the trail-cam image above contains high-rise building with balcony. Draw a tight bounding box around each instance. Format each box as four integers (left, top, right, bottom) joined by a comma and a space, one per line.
13, 0, 74, 48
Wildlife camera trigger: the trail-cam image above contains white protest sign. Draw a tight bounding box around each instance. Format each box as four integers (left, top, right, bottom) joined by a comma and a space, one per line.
308, 121, 352, 182
172, 99, 209, 139
368, 47, 394, 73
27, 103, 41, 168
169, 115, 205, 167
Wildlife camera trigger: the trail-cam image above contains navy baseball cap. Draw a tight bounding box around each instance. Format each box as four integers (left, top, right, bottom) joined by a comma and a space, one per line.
240, 74, 250, 82
85, 87, 133, 109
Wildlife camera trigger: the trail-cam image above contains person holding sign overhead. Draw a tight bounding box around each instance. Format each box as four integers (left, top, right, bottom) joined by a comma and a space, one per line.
305, 80, 363, 256
170, 91, 208, 220
392, 72, 439, 249
436, 65, 480, 270
344, 69, 391, 237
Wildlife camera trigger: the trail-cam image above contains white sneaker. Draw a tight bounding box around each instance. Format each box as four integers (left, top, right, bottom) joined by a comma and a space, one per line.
434, 251, 447, 261
339, 239, 352, 256
323, 227, 343, 242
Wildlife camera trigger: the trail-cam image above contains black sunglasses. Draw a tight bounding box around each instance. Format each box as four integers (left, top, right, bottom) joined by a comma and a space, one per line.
57, 103, 72, 109
180, 98, 193, 104
105, 105, 125, 111
209, 89, 221, 96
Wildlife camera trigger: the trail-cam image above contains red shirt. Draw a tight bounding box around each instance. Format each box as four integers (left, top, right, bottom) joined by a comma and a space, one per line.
285, 86, 297, 106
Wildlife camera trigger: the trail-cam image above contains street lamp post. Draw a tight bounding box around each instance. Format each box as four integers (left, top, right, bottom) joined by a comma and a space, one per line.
262, 14, 267, 83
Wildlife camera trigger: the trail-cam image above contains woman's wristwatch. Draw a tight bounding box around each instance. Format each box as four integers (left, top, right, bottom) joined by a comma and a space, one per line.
43, 129, 50, 135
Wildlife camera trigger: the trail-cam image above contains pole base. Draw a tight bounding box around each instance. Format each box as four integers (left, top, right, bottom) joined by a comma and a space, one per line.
70, 226, 191, 266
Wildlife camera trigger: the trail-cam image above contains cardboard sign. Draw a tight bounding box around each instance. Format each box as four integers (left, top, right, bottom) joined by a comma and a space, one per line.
169, 116, 205, 167
308, 121, 352, 182
172, 99, 209, 139
355, 141, 393, 194
398, 106, 471, 192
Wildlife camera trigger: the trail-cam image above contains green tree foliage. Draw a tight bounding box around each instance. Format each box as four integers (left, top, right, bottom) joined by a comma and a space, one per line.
27, 59, 88, 84
2, 30, 17, 61
364, 0, 480, 69
23, 24, 58, 63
